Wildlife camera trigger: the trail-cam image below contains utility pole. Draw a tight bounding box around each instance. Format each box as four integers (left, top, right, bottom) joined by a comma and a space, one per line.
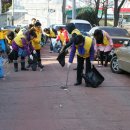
62, 0, 66, 24
0, 0, 2, 15
72, 0, 76, 19
11, 0, 14, 25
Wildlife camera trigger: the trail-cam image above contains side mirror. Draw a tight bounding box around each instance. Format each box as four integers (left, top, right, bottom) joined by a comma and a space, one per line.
124, 41, 129, 46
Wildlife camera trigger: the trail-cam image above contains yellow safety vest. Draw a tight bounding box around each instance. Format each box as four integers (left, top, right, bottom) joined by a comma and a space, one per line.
14, 34, 25, 47
103, 32, 109, 46
50, 28, 56, 37
71, 29, 81, 35
76, 36, 92, 58
31, 29, 42, 50
57, 31, 65, 45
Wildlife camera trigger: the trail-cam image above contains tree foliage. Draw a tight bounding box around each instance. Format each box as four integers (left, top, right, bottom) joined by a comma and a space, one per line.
76, 0, 107, 26
1, 0, 12, 13
76, 7, 97, 26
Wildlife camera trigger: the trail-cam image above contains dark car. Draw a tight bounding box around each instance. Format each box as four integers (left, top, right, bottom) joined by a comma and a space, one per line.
88, 26, 130, 48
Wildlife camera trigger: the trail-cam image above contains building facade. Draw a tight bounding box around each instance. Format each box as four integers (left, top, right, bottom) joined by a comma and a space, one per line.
8, 0, 63, 27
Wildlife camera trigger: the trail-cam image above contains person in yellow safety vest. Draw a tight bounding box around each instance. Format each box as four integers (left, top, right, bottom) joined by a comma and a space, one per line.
57, 23, 82, 70
8, 30, 37, 72
56, 27, 69, 46
67, 35, 95, 86
5, 31, 15, 60
43, 28, 57, 52
31, 21, 44, 69
61, 23, 81, 52
93, 29, 113, 67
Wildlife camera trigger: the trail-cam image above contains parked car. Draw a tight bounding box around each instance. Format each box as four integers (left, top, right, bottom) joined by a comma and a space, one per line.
88, 26, 130, 48
110, 40, 130, 73
3, 25, 16, 31
70, 19, 92, 36
49, 24, 66, 31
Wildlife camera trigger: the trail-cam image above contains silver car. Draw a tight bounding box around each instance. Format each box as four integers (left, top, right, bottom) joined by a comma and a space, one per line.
110, 40, 130, 73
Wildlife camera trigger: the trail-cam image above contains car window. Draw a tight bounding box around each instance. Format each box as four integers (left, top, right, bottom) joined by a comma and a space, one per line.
53, 25, 66, 31
101, 28, 130, 37
75, 23, 92, 32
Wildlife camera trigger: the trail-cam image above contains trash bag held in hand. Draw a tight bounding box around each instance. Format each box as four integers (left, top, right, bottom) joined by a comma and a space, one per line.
28, 54, 38, 71
82, 65, 104, 88
57, 50, 68, 67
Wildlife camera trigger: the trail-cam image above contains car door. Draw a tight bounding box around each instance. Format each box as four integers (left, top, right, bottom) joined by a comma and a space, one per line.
117, 41, 130, 72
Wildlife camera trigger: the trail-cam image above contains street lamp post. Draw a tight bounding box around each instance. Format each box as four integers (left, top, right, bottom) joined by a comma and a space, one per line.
62, 0, 66, 24
72, 0, 76, 19
47, 0, 50, 27
11, 0, 14, 25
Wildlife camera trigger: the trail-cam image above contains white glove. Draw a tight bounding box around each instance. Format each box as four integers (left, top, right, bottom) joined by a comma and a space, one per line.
67, 62, 72, 68
90, 61, 94, 65
9, 46, 13, 50
33, 50, 36, 54
29, 55, 33, 60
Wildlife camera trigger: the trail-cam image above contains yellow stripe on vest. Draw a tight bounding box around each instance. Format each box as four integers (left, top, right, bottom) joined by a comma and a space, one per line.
76, 36, 92, 58
103, 32, 109, 46
14, 34, 25, 47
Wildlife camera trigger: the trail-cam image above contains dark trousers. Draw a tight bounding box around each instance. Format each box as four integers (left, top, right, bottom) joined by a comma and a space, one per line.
99, 51, 110, 66
12, 50, 25, 60
45, 36, 53, 51
77, 55, 91, 83
36, 50, 41, 62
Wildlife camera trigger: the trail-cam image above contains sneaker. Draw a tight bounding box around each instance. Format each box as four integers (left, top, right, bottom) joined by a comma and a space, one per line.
74, 82, 82, 86
21, 68, 29, 71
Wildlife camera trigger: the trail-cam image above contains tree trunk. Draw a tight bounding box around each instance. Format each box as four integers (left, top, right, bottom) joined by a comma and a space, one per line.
104, 0, 108, 26
94, 0, 100, 25
114, 0, 126, 27
104, 7, 107, 26
114, 0, 118, 26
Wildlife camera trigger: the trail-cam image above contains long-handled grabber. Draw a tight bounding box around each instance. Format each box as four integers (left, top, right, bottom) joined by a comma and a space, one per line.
60, 65, 70, 89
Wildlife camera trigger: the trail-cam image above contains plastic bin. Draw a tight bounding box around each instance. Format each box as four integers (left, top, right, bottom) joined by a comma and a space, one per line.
0, 57, 4, 78
0, 39, 6, 52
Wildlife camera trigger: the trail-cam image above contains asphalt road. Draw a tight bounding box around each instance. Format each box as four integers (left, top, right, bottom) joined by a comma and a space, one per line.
0, 45, 130, 130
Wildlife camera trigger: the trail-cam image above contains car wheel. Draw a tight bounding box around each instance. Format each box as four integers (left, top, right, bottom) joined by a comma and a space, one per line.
110, 56, 122, 73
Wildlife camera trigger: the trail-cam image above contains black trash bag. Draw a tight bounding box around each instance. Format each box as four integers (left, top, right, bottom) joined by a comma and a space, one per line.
56, 50, 68, 67
28, 54, 38, 71
8, 50, 14, 63
82, 65, 105, 88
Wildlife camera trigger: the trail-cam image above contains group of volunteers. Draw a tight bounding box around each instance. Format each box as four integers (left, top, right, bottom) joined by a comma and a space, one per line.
6, 18, 44, 72
3, 17, 113, 86
59, 23, 113, 86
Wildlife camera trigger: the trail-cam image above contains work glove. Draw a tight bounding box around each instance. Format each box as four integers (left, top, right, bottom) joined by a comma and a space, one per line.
29, 54, 33, 60
90, 61, 94, 68
67, 62, 72, 68
90, 61, 94, 65
9, 46, 13, 50
33, 50, 37, 54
